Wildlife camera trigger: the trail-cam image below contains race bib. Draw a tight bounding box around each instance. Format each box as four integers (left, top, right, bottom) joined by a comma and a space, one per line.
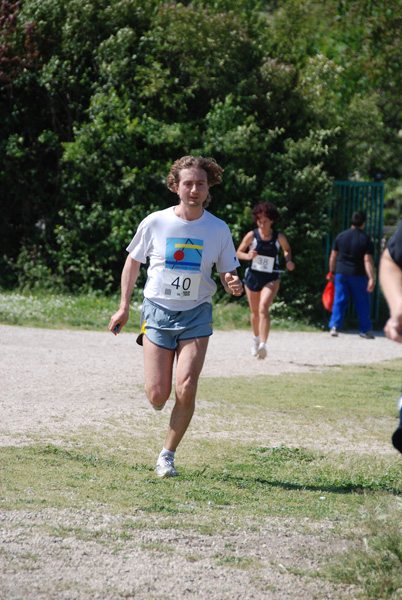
162, 270, 201, 301
251, 255, 275, 273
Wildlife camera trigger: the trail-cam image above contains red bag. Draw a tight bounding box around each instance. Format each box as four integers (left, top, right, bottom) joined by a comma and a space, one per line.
322, 274, 335, 312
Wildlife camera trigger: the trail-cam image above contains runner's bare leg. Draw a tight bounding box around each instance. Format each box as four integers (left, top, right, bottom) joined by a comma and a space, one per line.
258, 280, 280, 343
245, 286, 261, 338
167, 337, 209, 451
143, 336, 175, 407
143, 336, 209, 452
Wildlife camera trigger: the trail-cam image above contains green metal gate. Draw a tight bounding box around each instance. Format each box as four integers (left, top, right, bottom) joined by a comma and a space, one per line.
325, 180, 385, 323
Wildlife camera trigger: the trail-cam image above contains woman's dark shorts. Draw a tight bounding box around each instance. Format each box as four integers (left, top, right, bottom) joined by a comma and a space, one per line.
244, 267, 280, 292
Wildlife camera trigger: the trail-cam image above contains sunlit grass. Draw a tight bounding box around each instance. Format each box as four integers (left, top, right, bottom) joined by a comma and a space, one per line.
1, 292, 400, 598
0, 289, 320, 331
2, 439, 401, 524
0, 289, 142, 331
2, 361, 401, 520
324, 505, 402, 599
2, 435, 402, 598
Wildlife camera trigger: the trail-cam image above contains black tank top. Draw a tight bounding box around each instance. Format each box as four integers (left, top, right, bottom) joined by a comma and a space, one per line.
249, 228, 279, 270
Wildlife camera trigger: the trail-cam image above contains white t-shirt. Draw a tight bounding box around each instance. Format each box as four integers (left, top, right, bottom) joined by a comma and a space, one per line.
126, 206, 240, 311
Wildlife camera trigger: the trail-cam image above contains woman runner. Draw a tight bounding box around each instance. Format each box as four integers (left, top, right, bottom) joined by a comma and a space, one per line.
237, 202, 295, 359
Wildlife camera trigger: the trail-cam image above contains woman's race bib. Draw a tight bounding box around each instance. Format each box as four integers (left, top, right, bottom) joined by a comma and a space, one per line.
251, 255, 275, 273
162, 270, 201, 300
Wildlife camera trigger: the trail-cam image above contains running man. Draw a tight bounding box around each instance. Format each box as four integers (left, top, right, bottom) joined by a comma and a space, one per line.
109, 156, 243, 477
380, 221, 402, 453
236, 202, 295, 359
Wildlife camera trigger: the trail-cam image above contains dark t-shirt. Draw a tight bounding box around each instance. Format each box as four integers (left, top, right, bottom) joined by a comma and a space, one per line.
333, 228, 374, 276
387, 221, 402, 268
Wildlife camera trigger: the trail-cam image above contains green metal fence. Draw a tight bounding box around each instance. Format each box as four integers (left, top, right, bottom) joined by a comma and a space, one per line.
325, 180, 385, 323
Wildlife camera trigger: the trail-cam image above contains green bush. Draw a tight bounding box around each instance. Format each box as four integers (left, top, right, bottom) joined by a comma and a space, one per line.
1, 0, 402, 322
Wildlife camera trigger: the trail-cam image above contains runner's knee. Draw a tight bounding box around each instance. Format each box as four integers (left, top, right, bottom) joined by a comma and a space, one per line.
175, 378, 198, 405
145, 383, 171, 406
259, 303, 272, 315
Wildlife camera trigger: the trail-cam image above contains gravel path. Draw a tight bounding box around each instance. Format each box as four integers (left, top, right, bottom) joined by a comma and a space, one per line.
2, 324, 402, 447
1, 324, 401, 600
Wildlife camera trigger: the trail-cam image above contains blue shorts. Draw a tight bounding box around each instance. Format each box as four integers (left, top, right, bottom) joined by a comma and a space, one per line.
244, 268, 280, 292
136, 298, 213, 350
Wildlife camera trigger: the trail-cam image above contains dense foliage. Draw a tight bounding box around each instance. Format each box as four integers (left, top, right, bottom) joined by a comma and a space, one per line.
1, 0, 401, 319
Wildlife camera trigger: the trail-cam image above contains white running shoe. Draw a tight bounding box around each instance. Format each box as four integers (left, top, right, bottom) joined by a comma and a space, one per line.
251, 337, 259, 357
155, 454, 178, 478
257, 342, 267, 359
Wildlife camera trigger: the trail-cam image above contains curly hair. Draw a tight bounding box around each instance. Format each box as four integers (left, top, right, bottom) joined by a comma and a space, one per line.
166, 155, 224, 208
251, 202, 280, 224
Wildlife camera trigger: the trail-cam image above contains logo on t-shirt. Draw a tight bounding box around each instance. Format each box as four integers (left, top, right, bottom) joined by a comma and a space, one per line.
165, 238, 203, 272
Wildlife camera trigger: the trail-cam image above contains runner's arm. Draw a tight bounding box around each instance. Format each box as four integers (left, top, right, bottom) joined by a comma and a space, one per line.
236, 231, 257, 261
278, 233, 295, 271
109, 256, 141, 335
380, 248, 402, 342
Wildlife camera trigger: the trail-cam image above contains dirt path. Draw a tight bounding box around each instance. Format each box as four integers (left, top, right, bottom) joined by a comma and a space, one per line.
1, 324, 402, 600
2, 324, 402, 446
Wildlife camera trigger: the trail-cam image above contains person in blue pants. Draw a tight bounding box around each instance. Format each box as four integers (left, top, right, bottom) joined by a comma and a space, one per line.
328, 211, 375, 338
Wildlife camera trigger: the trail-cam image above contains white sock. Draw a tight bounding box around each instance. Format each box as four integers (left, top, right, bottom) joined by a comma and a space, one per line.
253, 335, 260, 343
160, 447, 175, 460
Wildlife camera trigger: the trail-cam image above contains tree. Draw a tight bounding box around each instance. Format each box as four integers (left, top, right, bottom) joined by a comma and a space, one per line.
1, 0, 401, 322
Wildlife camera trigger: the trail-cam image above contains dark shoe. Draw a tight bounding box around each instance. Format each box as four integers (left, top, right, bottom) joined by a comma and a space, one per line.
360, 330, 375, 339
392, 428, 402, 454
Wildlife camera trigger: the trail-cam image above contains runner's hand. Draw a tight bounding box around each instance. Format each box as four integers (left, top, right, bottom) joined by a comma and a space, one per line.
109, 308, 129, 335
224, 273, 243, 296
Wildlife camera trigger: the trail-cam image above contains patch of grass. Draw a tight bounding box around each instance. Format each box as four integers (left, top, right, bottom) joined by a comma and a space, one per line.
0, 290, 142, 331
2, 362, 401, 521
185, 553, 203, 563
213, 298, 319, 331
139, 541, 175, 553
324, 506, 402, 599
198, 362, 400, 417
1, 360, 402, 597
0, 289, 320, 331
214, 552, 259, 570
1, 439, 401, 527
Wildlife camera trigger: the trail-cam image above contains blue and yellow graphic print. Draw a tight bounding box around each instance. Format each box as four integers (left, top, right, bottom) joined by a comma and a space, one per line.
165, 238, 203, 272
